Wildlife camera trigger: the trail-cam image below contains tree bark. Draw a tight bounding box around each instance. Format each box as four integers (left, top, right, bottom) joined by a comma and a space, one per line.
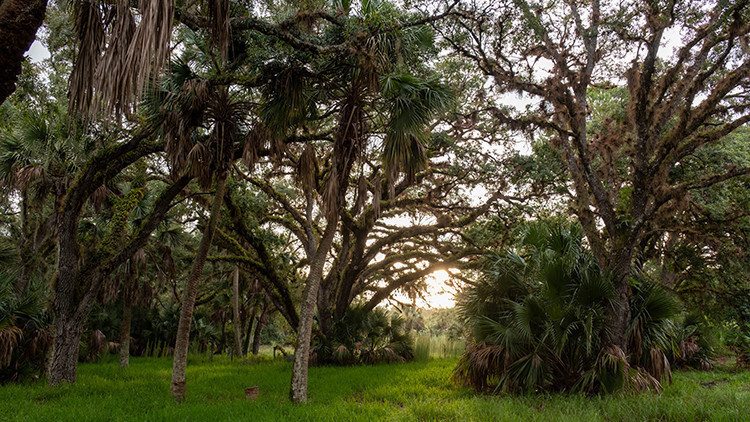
47, 135, 172, 386
0, 0, 47, 105
171, 174, 227, 403
605, 244, 634, 353
48, 319, 83, 385
244, 308, 256, 356
316, 273, 334, 340
232, 266, 243, 358
119, 302, 132, 368
252, 305, 268, 356
289, 219, 337, 404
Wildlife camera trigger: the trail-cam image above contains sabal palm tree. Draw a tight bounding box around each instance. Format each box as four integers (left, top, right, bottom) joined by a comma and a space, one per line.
0, 111, 86, 296
116, 247, 148, 369
142, 31, 249, 400
0, 241, 52, 382
455, 219, 680, 394
270, 1, 453, 403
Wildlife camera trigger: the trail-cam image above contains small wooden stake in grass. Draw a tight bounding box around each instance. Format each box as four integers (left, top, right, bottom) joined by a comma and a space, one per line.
245, 386, 259, 400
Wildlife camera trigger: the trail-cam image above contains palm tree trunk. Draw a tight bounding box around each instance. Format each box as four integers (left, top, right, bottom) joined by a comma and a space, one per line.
232, 266, 243, 358
170, 174, 227, 403
119, 301, 132, 368
289, 219, 337, 404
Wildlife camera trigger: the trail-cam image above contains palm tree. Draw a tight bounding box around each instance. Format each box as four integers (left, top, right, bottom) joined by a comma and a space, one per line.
273, 1, 453, 403
0, 240, 53, 382
231, 266, 242, 358
455, 219, 679, 394
0, 110, 83, 297
143, 40, 248, 402
116, 247, 148, 369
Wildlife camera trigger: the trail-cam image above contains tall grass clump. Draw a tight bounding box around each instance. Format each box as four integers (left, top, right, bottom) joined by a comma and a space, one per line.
413, 334, 432, 362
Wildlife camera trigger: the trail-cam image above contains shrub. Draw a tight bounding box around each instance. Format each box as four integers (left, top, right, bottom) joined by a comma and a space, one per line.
725, 322, 750, 368
0, 276, 53, 383
313, 306, 414, 365
454, 219, 681, 395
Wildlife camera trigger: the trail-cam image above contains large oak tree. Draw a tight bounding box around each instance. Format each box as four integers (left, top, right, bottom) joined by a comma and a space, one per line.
443, 0, 750, 352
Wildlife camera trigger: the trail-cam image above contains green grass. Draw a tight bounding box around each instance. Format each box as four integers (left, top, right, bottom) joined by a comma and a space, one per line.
1, 356, 749, 421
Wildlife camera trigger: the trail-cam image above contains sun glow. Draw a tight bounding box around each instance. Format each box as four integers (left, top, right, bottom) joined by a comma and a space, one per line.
391, 269, 460, 309
424, 269, 458, 308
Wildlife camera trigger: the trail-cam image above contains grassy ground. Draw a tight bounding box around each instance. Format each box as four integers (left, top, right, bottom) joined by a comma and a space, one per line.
1, 355, 749, 421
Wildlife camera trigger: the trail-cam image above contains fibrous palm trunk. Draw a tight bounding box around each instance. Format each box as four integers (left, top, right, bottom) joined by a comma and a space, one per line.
170, 174, 227, 402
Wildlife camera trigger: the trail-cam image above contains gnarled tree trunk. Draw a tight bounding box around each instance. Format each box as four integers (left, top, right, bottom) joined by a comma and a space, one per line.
48, 318, 83, 385
0, 0, 47, 105
604, 242, 635, 354
171, 174, 227, 403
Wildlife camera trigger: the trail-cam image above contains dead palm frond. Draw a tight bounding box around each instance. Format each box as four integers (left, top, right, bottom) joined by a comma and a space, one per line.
71, 0, 174, 116
0, 326, 22, 368
453, 342, 508, 392
92, 0, 136, 116
69, 0, 106, 115
297, 143, 317, 193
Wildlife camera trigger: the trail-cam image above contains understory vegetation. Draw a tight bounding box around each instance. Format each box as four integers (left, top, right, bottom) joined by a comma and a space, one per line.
455, 221, 713, 394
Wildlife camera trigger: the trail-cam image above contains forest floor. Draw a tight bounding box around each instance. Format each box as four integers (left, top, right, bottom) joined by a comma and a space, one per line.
1, 355, 749, 421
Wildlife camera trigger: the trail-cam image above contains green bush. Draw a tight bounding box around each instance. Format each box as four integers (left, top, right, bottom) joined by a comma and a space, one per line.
454, 219, 681, 394
0, 275, 52, 383
725, 322, 750, 368
313, 306, 414, 365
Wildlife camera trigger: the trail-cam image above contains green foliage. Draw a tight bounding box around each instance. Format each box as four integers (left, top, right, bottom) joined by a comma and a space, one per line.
0, 270, 53, 383
313, 306, 414, 365
724, 322, 750, 368
381, 73, 454, 180
668, 314, 715, 370
455, 219, 682, 394
413, 334, 465, 362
